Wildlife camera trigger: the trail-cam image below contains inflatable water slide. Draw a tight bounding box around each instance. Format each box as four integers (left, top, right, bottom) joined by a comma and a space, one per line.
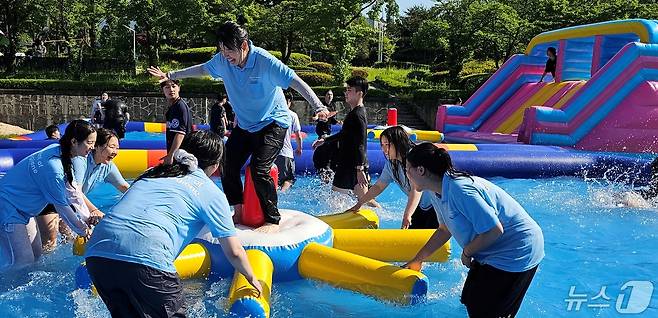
436, 19, 658, 153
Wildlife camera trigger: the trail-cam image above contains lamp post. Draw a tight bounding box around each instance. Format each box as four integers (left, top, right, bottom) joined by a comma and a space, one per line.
123, 24, 136, 61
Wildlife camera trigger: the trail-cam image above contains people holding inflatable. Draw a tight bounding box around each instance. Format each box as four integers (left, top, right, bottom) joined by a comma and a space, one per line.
0, 120, 102, 270
84, 130, 262, 317
148, 21, 329, 231
403, 143, 544, 318
349, 126, 439, 229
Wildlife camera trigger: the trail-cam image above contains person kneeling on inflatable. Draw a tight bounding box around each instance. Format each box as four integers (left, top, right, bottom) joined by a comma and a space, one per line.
84, 130, 262, 317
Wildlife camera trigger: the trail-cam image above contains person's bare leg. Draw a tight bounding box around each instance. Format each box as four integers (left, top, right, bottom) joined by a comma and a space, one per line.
58, 219, 75, 242
280, 181, 293, 192
36, 214, 59, 251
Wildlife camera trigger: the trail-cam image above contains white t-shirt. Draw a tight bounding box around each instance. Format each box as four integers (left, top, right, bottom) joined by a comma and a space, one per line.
279, 109, 301, 158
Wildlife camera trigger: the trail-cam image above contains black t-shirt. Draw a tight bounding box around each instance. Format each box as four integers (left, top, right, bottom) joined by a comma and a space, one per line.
166, 99, 192, 152
209, 102, 226, 135
224, 101, 235, 127
545, 57, 557, 76
324, 105, 367, 169
315, 116, 338, 137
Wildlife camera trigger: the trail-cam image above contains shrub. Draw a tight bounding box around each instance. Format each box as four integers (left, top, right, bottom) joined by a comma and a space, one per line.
406, 70, 430, 81
427, 70, 450, 83
350, 67, 369, 79
268, 50, 283, 60
289, 53, 311, 66
291, 66, 317, 73
309, 61, 333, 74
459, 59, 497, 78
298, 72, 334, 86
165, 47, 216, 63
267, 51, 311, 66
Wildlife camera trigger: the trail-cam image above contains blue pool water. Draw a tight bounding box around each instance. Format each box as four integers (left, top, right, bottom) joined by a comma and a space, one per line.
1, 173, 656, 317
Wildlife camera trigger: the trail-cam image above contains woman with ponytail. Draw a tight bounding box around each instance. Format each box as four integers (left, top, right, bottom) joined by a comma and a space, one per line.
84, 130, 262, 317
1, 120, 101, 270
403, 143, 544, 318
348, 126, 439, 229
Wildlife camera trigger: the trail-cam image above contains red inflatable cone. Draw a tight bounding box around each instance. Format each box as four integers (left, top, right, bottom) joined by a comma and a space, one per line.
241, 164, 279, 227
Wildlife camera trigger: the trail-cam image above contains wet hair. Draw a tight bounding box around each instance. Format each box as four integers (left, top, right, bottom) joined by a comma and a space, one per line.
216, 21, 249, 51
380, 126, 415, 188
406, 142, 472, 180
285, 91, 293, 102
103, 100, 127, 126
346, 76, 368, 96
547, 47, 557, 56
95, 128, 118, 148
59, 120, 96, 185
160, 79, 180, 88
45, 125, 59, 139
136, 130, 224, 181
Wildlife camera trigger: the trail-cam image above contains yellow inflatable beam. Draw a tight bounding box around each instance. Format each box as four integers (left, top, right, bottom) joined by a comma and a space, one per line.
318, 209, 379, 229
413, 130, 443, 142
74, 238, 211, 279
228, 250, 274, 318
299, 243, 427, 305
332, 229, 450, 262
173, 243, 211, 279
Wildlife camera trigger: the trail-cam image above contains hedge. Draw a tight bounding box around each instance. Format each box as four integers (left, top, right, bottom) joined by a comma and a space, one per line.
309, 61, 333, 74
161, 47, 216, 63
351, 67, 369, 79
0, 78, 374, 97
267, 51, 311, 67
0, 78, 225, 94
298, 72, 334, 86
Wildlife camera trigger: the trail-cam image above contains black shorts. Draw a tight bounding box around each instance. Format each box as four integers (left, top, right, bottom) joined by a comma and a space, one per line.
86, 257, 186, 318
461, 261, 538, 318
333, 166, 369, 191
409, 205, 440, 229
38, 204, 57, 216
274, 155, 296, 186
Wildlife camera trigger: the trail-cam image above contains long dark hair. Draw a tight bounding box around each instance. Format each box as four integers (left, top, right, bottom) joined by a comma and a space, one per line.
380, 126, 415, 189
406, 142, 472, 180
59, 120, 96, 185
136, 130, 224, 181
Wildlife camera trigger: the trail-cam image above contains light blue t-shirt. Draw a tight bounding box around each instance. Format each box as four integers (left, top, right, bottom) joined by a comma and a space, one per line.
204, 42, 294, 132
430, 173, 544, 272
72, 155, 128, 194
280, 109, 301, 158
379, 161, 433, 210
0, 144, 71, 225
85, 169, 236, 273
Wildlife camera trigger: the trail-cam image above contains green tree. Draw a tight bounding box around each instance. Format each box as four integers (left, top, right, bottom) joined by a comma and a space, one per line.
389, 5, 437, 63
466, 1, 528, 68
0, 0, 48, 73
310, 0, 399, 82
411, 19, 449, 64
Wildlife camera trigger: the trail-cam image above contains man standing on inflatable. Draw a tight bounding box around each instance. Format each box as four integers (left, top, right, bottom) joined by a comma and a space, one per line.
148, 21, 328, 232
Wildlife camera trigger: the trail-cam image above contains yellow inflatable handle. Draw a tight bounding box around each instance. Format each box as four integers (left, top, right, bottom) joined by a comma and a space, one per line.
228, 249, 274, 318
73, 236, 87, 256
317, 209, 379, 229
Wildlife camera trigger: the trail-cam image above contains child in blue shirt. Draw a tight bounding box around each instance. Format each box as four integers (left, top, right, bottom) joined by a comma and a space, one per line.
403, 143, 544, 317
85, 130, 262, 317
349, 126, 439, 229
0, 120, 103, 270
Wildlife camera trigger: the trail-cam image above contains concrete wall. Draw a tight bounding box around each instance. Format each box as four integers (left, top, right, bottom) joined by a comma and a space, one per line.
0, 89, 391, 131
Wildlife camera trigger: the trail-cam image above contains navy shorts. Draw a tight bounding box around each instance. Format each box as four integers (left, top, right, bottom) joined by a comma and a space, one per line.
86, 257, 187, 318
